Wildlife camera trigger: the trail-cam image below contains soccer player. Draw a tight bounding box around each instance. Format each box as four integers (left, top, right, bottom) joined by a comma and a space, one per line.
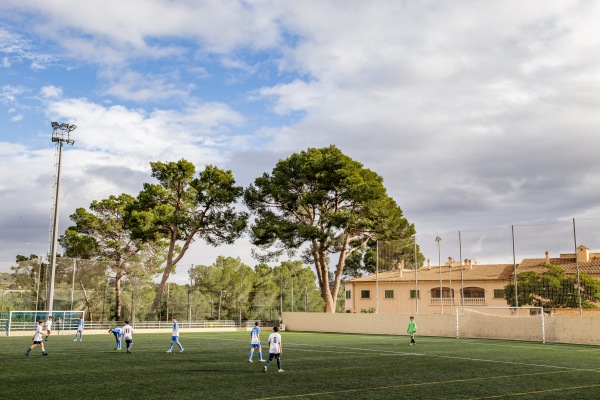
108, 327, 123, 350
407, 316, 417, 345
248, 321, 265, 363
25, 320, 48, 356
123, 320, 133, 353
45, 316, 52, 341
74, 318, 84, 341
166, 317, 184, 353
263, 326, 283, 373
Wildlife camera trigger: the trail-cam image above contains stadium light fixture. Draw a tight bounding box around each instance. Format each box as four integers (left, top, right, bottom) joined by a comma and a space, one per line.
47, 121, 77, 317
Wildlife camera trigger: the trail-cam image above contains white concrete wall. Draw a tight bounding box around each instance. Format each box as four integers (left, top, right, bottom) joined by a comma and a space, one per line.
282, 312, 600, 345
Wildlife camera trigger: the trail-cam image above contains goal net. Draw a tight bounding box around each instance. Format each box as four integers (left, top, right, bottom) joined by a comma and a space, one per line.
5, 310, 85, 337
455, 306, 545, 343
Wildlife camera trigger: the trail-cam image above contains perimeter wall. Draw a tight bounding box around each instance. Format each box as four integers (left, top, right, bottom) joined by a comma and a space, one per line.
282, 312, 600, 345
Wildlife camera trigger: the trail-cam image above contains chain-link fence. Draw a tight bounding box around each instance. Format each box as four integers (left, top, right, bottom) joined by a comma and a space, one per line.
347, 218, 600, 316
1, 256, 327, 324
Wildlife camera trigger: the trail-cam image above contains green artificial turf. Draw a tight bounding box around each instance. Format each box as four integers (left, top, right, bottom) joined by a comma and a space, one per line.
2, 331, 600, 399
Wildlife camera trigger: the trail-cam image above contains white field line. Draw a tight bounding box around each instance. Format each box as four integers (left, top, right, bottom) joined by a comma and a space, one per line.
251, 370, 600, 400
192, 336, 600, 374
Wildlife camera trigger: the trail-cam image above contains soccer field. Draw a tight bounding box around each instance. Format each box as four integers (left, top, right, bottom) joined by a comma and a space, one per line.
2, 331, 600, 400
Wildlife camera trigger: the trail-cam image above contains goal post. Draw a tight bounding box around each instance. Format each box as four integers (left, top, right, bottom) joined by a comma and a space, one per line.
455, 306, 545, 343
6, 310, 85, 337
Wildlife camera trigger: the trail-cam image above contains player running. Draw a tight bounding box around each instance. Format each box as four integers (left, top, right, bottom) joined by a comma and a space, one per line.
166, 317, 184, 353
248, 321, 265, 363
263, 326, 283, 373
45, 316, 52, 341
25, 320, 48, 356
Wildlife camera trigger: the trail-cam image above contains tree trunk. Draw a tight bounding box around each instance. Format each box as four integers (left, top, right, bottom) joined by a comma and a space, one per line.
115, 274, 122, 321
313, 243, 337, 313
147, 228, 195, 320
147, 261, 175, 320
80, 282, 92, 320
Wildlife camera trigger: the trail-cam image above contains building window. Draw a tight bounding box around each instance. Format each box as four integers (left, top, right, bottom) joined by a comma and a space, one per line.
493, 289, 505, 299
431, 288, 454, 298
345, 290, 351, 299
462, 287, 485, 298
384, 290, 394, 299
360, 290, 371, 299
409, 290, 420, 299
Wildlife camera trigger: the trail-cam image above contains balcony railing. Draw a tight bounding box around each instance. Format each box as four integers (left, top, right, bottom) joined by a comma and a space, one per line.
430, 298, 486, 306
430, 298, 455, 305
462, 298, 486, 305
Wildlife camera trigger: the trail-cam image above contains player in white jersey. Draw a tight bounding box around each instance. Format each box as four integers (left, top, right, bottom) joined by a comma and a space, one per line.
74, 318, 84, 341
166, 317, 184, 353
45, 316, 52, 341
122, 320, 134, 353
263, 326, 283, 373
248, 321, 265, 363
25, 320, 48, 356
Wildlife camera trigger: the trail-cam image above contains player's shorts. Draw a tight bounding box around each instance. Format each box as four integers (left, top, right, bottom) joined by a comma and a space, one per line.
33, 340, 42, 344
268, 352, 281, 360
250, 343, 261, 349
171, 335, 179, 341
113, 332, 121, 339
77, 330, 83, 333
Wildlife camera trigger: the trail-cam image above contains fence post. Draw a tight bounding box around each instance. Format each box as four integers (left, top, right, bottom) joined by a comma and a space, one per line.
573, 218, 583, 317
511, 225, 519, 308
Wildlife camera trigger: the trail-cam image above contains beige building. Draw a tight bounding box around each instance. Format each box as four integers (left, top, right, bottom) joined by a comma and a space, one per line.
344, 245, 600, 315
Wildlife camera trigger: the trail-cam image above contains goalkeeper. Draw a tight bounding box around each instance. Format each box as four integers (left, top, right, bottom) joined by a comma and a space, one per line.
407, 316, 417, 346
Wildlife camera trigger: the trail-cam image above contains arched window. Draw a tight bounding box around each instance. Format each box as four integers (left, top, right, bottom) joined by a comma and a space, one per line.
431, 287, 454, 298
462, 287, 485, 298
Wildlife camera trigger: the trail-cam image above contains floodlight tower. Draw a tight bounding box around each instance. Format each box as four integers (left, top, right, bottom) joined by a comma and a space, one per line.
47, 122, 76, 316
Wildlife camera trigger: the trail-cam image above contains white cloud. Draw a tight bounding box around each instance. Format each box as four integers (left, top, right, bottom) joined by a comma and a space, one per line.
39, 85, 62, 99
1, 84, 26, 103
10, 113, 22, 121
0, 25, 56, 69
2, 0, 600, 266
100, 69, 192, 102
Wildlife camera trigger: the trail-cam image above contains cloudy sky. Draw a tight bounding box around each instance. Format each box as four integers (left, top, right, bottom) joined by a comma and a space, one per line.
1, 0, 600, 281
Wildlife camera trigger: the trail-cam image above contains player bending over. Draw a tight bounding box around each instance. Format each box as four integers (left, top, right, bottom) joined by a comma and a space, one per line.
248, 321, 265, 363
108, 327, 123, 350
25, 320, 48, 356
263, 326, 283, 373
166, 317, 184, 353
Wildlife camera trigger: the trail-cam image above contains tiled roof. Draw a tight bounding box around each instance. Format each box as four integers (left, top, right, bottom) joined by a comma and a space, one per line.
516, 257, 600, 276
345, 257, 600, 284
347, 264, 515, 283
